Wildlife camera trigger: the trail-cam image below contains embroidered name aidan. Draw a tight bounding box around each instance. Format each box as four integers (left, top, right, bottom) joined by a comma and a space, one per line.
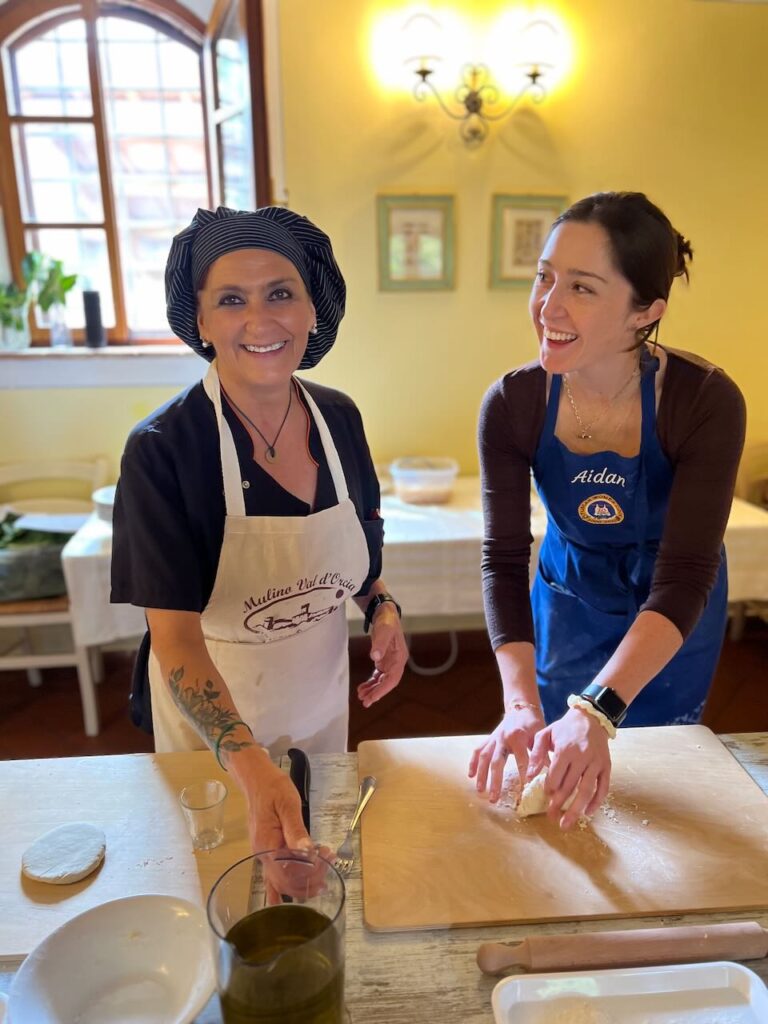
571, 467, 626, 487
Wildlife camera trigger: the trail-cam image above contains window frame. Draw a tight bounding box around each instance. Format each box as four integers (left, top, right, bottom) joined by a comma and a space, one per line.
205, 0, 271, 213
0, 0, 215, 347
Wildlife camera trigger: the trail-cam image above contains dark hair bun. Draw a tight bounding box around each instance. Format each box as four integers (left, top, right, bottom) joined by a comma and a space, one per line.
676, 234, 693, 280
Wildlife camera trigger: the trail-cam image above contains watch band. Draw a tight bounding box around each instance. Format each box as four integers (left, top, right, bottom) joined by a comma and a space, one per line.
363, 593, 401, 633
579, 683, 628, 728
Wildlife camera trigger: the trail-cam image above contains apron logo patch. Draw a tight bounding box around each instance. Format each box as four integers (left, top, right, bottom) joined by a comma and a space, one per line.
242, 573, 356, 642
244, 595, 341, 640
578, 493, 625, 524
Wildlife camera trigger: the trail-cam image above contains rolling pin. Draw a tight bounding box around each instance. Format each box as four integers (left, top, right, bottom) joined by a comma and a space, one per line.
476, 921, 768, 975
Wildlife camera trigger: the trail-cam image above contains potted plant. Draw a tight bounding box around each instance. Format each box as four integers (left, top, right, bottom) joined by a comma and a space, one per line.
36, 257, 78, 348
0, 282, 30, 350
0, 253, 44, 351
0, 252, 78, 351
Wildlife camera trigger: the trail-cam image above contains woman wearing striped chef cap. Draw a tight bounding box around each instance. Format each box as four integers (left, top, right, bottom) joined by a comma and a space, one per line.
112, 206, 407, 853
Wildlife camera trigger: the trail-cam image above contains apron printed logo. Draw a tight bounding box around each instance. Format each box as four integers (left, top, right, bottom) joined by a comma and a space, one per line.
242, 571, 356, 643
571, 466, 626, 487
578, 493, 625, 525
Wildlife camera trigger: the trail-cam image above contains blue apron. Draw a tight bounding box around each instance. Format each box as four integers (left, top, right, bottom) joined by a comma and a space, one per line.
530, 355, 728, 727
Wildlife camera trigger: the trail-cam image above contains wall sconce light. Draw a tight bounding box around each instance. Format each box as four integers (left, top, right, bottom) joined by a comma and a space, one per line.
402, 11, 562, 146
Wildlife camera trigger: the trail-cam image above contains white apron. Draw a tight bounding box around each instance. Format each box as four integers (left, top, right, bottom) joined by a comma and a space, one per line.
148, 362, 370, 757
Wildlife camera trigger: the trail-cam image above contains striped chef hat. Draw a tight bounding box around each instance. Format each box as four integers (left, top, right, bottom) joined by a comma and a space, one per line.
165, 205, 346, 368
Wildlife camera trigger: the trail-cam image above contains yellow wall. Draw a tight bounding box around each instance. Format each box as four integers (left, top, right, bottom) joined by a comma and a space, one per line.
0, 388, 179, 477
2, 0, 767, 480
281, 0, 768, 472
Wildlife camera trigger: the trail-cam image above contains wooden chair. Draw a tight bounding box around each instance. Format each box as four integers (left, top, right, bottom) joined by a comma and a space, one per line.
0, 458, 109, 736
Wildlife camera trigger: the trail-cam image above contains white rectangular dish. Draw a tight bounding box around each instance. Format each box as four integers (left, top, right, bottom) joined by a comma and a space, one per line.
492, 961, 768, 1023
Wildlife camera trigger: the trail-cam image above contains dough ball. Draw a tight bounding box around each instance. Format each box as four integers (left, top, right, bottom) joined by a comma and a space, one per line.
516, 769, 549, 817
516, 769, 578, 818
22, 823, 106, 884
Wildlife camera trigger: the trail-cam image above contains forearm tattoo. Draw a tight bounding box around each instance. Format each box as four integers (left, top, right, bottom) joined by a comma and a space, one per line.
168, 666, 254, 755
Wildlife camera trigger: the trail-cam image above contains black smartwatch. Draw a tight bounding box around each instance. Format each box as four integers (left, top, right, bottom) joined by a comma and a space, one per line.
579, 683, 628, 728
363, 593, 401, 633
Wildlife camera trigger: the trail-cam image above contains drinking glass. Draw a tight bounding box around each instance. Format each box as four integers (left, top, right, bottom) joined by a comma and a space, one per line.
179, 779, 227, 851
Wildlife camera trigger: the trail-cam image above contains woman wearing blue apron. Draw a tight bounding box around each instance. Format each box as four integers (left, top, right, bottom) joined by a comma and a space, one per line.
112, 207, 407, 853
469, 192, 745, 829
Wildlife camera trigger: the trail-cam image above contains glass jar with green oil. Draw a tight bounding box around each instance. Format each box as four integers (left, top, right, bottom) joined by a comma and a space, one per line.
208, 851, 346, 1024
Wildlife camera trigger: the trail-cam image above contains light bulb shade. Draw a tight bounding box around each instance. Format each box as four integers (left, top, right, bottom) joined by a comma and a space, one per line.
401, 11, 446, 71
519, 18, 559, 72
488, 10, 572, 96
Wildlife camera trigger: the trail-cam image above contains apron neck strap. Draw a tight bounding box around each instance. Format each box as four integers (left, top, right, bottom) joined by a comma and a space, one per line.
293, 379, 350, 501
543, 373, 562, 438
203, 364, 351, 517
203, 362, 246, 516
639, 351, 660, 447
633, 351, 661, 549
546, 351, 659, 445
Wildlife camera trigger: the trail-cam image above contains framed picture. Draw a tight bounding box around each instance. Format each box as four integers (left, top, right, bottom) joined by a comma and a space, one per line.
377, 194, 455, 291
490, 194, 567, 288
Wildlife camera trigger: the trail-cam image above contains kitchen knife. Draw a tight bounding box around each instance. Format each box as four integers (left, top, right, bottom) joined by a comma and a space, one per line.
258, 749, 311, 907
287, 747, 311, 834
476, 920, 768, 975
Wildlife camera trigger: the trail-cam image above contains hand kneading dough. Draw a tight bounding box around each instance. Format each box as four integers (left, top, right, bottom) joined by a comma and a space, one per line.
516, 769, 577, 818
22, 823, 106, 884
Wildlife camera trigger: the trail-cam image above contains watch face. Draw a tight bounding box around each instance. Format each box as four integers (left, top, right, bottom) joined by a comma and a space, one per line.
581, 685, 627, 725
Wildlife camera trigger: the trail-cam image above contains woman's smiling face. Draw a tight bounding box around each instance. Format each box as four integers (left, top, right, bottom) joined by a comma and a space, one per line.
196, 248, 316, 391
529, 220, 654, 375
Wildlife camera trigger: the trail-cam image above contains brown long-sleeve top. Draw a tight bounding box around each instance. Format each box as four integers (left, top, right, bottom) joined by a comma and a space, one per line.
480, 347, 746, 650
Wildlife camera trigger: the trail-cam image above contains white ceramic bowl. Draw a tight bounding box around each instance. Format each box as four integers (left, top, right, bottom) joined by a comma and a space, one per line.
8, 894, 215, 1024
91, 484, 116, 523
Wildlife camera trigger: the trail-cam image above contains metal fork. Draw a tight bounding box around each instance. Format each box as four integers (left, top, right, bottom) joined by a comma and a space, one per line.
333, 775, 377, 876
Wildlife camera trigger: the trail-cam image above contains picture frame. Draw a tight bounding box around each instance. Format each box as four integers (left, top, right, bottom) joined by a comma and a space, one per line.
489, 194, 568, 289
377, 194, 455, 291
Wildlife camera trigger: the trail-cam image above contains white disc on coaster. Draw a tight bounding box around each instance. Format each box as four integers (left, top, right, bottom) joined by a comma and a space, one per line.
22, 822, 106, 884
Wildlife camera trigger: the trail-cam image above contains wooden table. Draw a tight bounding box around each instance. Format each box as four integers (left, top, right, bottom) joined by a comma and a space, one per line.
1, 733, 766, 1022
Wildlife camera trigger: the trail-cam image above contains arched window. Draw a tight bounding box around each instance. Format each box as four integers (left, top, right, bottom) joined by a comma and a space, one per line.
0, 0, 271, 345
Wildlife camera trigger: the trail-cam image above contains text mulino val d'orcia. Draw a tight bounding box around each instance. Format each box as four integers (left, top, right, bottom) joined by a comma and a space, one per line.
242, 571, 357, 614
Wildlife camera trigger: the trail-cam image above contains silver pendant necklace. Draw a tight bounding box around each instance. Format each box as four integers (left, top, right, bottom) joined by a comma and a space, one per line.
222, 382, 293, 463
562, 365, 640, 441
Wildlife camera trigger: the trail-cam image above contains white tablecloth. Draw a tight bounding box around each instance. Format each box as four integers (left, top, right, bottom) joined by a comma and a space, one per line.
372, 477, 547, 618
61, 478, 768, 648
61, 514, 147, 647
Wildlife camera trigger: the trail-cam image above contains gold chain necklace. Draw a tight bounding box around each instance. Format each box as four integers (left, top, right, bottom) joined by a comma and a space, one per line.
562, 366, 640, 441
221, 382, 293, 463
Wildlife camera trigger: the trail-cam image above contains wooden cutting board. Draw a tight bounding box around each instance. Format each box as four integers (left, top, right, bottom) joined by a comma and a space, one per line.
357, 726, 768, 932
0, 752, 251, 960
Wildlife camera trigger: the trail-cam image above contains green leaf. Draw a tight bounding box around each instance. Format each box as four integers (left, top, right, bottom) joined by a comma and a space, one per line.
26, 255, 78, 311
21, 251, 45, 286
